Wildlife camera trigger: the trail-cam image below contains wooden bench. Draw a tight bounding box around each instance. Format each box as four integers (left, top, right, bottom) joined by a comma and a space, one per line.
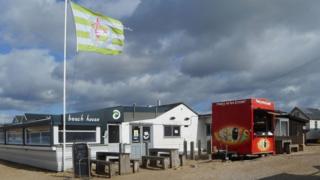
299, 144, 304, 151
141, 156, 169, 170
130, 159, 140, 173
90, 159, 113, 178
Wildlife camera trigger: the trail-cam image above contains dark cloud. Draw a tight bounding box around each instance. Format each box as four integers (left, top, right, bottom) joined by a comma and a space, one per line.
0, 0, 320, 118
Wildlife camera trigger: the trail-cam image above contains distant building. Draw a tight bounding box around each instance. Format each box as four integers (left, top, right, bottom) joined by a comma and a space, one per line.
275, 112, 308, 153
290, 107, 320, 142
198, 114, 212, 151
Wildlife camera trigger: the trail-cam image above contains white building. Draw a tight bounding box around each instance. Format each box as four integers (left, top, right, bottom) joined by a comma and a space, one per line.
120, 103, 200, 159
0, 102, 205, 171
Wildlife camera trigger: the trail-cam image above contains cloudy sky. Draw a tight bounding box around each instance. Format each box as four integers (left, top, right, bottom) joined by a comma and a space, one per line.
1, 0, 320, 123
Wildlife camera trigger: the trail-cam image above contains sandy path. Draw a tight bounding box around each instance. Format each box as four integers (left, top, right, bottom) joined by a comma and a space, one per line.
1, 145, 320, 180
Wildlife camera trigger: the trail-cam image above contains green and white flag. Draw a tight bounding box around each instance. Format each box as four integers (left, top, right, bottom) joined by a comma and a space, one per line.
70, 2, 124, 55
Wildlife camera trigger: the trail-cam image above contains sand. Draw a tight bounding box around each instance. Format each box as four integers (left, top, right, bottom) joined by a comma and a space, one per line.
1, 145, 320, 180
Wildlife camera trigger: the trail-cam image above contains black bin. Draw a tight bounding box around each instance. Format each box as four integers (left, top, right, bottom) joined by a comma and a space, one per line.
72, 143, 90, 178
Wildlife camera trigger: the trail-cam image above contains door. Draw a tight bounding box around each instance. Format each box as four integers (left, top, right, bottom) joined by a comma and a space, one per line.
107, 124, 120, 152
130, 125, 152, 159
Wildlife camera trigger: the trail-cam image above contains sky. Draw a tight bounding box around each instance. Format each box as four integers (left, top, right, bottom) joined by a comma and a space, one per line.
1, 0, 320, 123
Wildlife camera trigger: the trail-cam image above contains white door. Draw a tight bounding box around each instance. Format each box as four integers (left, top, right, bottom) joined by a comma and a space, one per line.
130, 125, 152, 159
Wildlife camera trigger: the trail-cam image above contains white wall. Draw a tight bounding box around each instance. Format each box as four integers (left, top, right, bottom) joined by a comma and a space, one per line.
121, 122, 130, 144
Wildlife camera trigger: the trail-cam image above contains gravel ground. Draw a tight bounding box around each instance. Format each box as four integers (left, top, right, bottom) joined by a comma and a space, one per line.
1, 144, 320, 180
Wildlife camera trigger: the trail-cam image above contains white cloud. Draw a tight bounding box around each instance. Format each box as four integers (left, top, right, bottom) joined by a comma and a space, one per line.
0, 114, 13, 124
0, 49, 61, 111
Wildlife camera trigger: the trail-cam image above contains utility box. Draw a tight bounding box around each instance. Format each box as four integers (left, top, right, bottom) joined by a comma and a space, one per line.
212, 98, 276, 155
72, 143, 90, 178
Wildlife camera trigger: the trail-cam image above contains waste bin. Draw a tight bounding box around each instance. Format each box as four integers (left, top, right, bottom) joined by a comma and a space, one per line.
72, 143, 90, 178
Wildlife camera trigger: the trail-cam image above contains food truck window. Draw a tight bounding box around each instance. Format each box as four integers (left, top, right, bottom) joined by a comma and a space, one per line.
0, 129, 4, 144
25, 126, 51, 145
253, 110, 273, 136
6, 128, 23, 144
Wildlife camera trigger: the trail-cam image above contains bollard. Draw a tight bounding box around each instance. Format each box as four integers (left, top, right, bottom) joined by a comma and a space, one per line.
190, 141, 195, 160
197, 140, 201, 160
183, 140, 187, 156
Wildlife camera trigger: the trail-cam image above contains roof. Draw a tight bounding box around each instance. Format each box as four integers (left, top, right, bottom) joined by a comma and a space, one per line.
199, 113, 211, 118
12, 115, 26, 123
25, 113, 52, 121
291, 107, 320, 120
276, 113, 308, 123
123, 102, 198, 115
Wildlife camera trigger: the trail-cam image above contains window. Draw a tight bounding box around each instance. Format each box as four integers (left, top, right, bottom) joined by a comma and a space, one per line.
164, 125, 180, 137
315, 121, 318, 130
206, 124, 211, 136
59, 125, 96, 143
132, 126, 140, 143
25, 126, 51, 145
280, 121, 289, 136
142, 127, 151, 142
0, 129, 4, 144
6, 128, 23, 144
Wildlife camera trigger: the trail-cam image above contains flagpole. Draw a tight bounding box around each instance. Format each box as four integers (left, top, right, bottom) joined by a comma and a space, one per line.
63, 0, 68, 171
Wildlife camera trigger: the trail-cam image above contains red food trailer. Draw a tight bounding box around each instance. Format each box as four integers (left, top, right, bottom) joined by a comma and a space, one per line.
212, 98, 276, 156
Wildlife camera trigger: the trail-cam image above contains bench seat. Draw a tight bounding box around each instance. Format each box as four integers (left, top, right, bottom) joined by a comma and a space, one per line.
90, 159, 113, 178
141, 156, 169, 170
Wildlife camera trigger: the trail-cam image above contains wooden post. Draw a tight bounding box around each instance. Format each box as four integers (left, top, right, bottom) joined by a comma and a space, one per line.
119, 143, 122, 153
207, 140, 212, 160
207, 140, 212, 154
197, 140, 201, 159
145, 142, 149, 156
190, 141, 195, 160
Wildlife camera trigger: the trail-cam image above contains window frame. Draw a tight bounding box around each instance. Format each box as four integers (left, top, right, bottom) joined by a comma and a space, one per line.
58, 125, 97, 144
25, 126, 51, 146
164, 125, 181, 138
0, 129, 4, 144
6, 128, 23, 145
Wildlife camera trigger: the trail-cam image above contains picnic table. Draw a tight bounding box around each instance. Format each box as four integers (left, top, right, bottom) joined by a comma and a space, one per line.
148, 148, 180, 168
96, 152, 131, 175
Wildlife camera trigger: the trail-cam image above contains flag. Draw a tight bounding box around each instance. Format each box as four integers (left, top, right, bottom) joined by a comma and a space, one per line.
70, 2, 124, 55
